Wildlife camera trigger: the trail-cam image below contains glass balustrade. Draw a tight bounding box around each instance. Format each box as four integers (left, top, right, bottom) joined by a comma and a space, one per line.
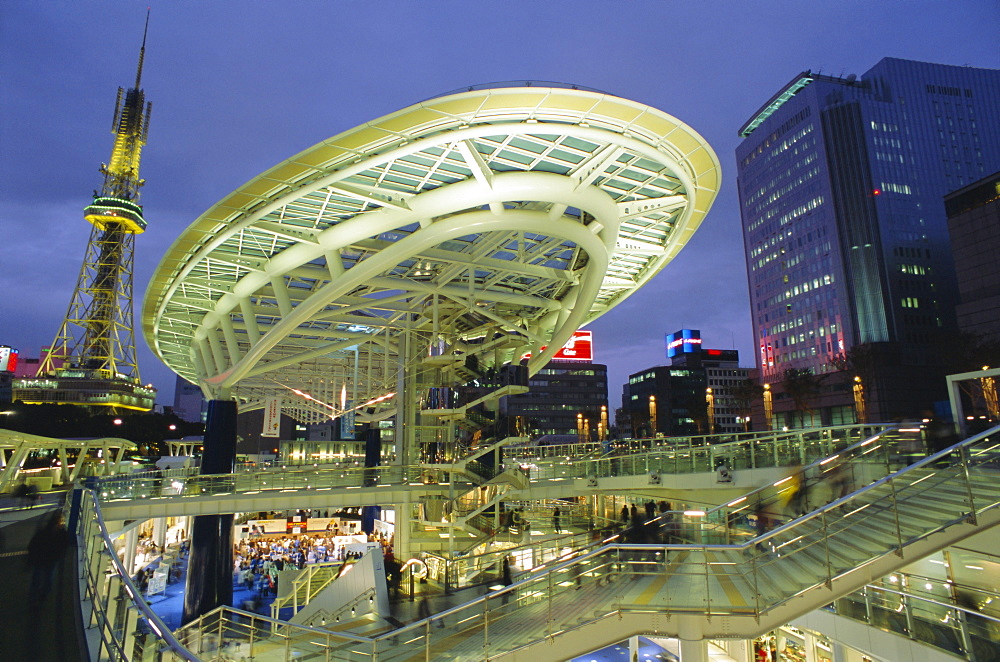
827, 575, 1000, 661
76, 424, 999, 660
76, 488, 197, 660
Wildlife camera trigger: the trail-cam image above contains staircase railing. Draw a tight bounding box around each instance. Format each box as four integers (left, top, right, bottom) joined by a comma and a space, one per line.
356, 425, 999, 658
91, 425, 1000, 660
268, 561, 345, 619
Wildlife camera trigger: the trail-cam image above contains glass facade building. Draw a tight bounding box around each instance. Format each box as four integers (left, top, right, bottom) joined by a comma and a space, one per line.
737, 58, 1000, 422
503, 361, 608, 439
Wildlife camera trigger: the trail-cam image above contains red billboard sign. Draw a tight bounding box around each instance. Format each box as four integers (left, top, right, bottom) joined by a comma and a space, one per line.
521, 330, 594, 362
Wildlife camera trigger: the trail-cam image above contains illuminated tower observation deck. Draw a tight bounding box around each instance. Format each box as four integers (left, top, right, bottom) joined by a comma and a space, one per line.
18, 17, 156, 412
143, 84, 720, 447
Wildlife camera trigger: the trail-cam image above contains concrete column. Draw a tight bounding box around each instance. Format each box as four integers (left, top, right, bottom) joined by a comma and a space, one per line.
804, 632, 818, 662
628, 635, 639, 661
152, 517, 166, 549
182, 398, 237, 625
678, 638, 708, 662
397, 492, 411, 558
719, 639, 752, 662
677, 616, 707, 662
123, 527, 139, 574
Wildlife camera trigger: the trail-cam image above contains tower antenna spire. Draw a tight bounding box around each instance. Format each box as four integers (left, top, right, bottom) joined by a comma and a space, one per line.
135, 8, 150, 89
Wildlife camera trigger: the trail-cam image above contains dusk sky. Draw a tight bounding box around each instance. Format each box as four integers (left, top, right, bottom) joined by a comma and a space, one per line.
2, 1, 998, 407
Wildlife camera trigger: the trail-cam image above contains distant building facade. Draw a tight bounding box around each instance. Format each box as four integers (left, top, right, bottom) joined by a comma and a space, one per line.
737, 58, 1000, 424
503, 362, 608, 441
671, 348, 750, 434
173, 375, 207, 424
619, 331, 750, 437
946, 171, 1000, 341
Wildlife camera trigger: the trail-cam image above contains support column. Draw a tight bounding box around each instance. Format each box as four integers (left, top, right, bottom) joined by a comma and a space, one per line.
182, 398, 237, 625
678, 638, 708, 662
677, 616, 707, 662
720, 639, 752, 662
804, 633, 818, 662
396, 489, 411, 559
123, 527, 139, 575
152, 517, 167, 549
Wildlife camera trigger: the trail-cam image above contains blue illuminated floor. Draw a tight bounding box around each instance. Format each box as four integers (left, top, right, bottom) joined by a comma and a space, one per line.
571, 636, 676, 661
144, 549, 276, 630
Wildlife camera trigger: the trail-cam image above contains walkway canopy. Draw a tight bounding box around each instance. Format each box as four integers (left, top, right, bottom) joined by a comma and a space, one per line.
143, 84, 720, 422
0, 428, 137, 492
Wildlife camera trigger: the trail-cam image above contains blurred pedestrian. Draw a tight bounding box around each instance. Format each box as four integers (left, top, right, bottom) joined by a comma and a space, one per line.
501, 555, 514, 605
27, 511, 72, 609
552, 507, 561, 533
785, 463, 808, 516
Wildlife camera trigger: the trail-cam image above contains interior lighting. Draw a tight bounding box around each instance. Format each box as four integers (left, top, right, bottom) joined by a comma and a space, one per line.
684, 510, 706, 517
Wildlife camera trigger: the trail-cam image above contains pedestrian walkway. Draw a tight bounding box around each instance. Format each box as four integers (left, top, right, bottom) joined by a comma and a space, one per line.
0, 508, 88, 662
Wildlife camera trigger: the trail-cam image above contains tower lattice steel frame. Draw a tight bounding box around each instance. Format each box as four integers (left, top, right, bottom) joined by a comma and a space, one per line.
19, 15, 156, 412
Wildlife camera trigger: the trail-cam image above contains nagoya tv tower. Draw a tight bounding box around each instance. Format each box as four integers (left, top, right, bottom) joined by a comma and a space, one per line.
20, 14, 157, 412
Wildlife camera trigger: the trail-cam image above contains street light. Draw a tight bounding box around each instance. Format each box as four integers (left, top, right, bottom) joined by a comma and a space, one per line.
706, 387, 715, 435
648, 395, 657, 438
763, 384, 773, 431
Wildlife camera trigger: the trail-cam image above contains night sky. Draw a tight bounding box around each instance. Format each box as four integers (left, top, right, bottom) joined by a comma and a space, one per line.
2, 1, 997, 408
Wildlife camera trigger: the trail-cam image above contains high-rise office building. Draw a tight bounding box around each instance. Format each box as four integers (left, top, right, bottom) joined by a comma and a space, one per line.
173, 375, 207, 424
945, 171, 1000, 341
737, 58, 1000, 424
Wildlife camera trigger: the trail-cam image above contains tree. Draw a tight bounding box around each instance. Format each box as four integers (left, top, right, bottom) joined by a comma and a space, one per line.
829, 343, 880, 423
782, 368, 820, 428
732, 379, 764, 432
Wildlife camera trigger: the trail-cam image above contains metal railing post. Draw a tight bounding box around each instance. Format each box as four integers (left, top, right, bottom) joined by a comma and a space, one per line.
959, 445, 978, 525
887, 476, 904, 556
821, 508, 833, 588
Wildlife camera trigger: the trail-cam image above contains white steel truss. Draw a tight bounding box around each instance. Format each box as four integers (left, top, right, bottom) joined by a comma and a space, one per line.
143, 86, 720, 417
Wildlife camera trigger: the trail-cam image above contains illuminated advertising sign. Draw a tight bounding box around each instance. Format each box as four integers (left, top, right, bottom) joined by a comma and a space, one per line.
0, 346, 17, 373
521, 330, 594, 362
665, 329, 701, 358
760, 343, 775, 368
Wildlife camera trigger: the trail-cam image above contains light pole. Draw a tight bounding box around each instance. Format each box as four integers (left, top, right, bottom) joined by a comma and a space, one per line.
706, 387, 715, 435
763, 384, 773, 431
853, 376, 867, 424
648, 395, 657, 438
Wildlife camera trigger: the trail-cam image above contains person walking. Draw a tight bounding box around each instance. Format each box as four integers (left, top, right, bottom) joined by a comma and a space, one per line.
26, 511, 72, 609
501, 555, 514, 606
552, 507, 561, 533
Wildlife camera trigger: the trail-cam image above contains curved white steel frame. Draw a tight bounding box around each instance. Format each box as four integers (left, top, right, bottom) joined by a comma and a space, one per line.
143, 86, 720, 419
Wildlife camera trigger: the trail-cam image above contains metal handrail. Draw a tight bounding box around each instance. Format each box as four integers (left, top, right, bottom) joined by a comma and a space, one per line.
77, 488, 198, 660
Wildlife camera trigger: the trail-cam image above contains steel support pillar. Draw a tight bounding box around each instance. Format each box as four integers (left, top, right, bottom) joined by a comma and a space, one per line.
182, 398, 237, 625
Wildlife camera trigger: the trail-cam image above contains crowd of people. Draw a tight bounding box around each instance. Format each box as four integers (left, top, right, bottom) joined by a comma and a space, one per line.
617, 500, 679, 543
233, 528, 396, 600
